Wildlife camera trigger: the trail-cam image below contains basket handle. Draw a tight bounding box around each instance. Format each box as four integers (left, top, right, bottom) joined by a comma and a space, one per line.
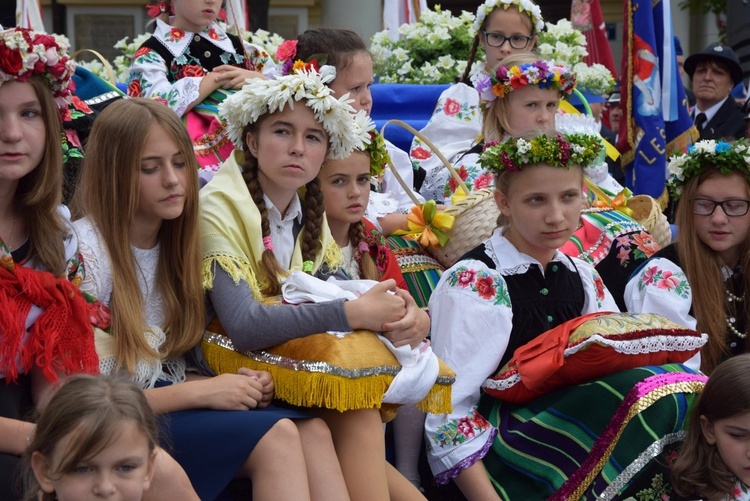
380, 119, 470, 199
71, 49, 117, 86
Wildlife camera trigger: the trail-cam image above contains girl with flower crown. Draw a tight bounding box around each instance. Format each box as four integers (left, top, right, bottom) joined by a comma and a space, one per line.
626, 140, 750, 374
413, 0, 543, 203
128, 0, 275, 176
287, 27, 425, 237
425, 130, 701, 499
0, 27, 103, 499
201, 65, 430, 500
319, 133, 407, 288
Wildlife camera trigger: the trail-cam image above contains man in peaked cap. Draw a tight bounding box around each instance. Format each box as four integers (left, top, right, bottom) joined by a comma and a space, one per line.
684, 42, 746, 140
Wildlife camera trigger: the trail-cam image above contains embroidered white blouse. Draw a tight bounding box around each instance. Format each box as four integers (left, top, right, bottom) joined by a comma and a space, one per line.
425, 229, 618, 480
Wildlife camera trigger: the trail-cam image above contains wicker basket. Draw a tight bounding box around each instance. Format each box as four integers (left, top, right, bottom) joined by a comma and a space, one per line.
381, 120, 500, 268
628, 194, 672, 248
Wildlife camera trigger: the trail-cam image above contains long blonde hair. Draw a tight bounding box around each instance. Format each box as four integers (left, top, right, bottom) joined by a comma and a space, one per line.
73, 98, 204, 373
15, 76, 67, 275
675, 169, 750, 374
481, 53, 554, 142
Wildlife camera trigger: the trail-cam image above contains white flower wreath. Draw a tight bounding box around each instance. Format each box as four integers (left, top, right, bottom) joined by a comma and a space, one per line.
473, 0, 544, 36
219, 65, 372, 160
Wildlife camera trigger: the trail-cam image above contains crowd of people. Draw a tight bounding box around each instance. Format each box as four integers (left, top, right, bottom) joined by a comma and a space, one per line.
1, 0, 749, 499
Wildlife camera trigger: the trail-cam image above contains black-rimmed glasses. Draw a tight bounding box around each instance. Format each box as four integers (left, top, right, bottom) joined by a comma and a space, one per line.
693, 198, 750, 217
481, 32, 533, 49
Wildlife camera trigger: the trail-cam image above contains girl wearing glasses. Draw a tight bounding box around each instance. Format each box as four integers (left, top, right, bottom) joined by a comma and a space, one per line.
413, 0, 543, 203
625, 139, 750, 374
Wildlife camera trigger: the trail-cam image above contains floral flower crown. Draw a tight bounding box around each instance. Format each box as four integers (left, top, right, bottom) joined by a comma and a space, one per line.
475, 60, 576, 102
219, 65, 371, 160
274, 39, 326, 76
667, 139, 750, 199
479, 132, 603, 174
364, 131, 390, 178
473, 0, 544, 36
0, 27, 76, 110
572, 62, 615, 97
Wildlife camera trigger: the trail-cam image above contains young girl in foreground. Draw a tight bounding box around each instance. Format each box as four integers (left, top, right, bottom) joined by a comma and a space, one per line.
671, 354, 750, 500
25, 375, 157, 501
426, 131, 700, 499
74, 98, 347, 501
319, 135, 406, 287
626, 139, 750, 373
203, 65, 427, 500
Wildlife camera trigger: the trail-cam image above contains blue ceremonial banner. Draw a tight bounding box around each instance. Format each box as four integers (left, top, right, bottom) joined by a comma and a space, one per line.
617, 0, 697, 199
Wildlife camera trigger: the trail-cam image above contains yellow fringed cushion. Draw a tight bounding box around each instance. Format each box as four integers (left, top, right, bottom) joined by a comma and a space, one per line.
202, 316, 455, 418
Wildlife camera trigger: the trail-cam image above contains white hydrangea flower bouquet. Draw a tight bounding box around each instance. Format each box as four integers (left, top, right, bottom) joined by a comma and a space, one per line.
536, 19, 588, 68
371, 6, 479, 84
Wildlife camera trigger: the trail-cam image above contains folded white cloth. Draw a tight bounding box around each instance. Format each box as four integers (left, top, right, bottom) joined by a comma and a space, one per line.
280, 271, 439, 404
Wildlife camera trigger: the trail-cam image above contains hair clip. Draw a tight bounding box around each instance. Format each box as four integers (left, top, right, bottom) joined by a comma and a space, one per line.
357, 242, 370, 254
302, 261, 314, 273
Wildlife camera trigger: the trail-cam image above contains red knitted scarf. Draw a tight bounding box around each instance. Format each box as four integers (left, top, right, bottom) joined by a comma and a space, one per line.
0, 263, 99, 383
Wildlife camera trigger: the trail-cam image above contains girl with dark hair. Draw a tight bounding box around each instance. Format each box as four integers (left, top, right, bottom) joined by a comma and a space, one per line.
202, 63, 428, 500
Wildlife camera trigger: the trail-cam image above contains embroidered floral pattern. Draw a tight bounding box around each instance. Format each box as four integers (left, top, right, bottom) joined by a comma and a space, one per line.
438, 97, 476, 122
444, 163, 493, 198
432, 409, 492, 448
592, 270, 606, 307
166, 27, 185, 42
637, 266, 690, 298
411, 145, 432, 160
614, 231, 659, 266
446, 266, 511, 306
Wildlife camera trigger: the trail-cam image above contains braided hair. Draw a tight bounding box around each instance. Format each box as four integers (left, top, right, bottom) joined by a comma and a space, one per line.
240, 123, 325, 296
348, 221, 381, 281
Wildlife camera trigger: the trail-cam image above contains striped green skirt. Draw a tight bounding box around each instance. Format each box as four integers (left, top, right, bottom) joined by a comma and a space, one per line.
477, 364, 706, 500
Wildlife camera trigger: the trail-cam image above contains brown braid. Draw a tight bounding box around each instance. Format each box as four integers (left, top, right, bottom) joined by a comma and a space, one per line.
240, 131, 286, 296
300, 177, 325, 271
349, 221, 381, 281
461, 35, 481, 83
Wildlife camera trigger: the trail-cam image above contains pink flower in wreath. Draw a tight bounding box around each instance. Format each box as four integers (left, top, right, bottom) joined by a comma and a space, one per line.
442, 98, 460, 117
656, 270, 680, 290
456, 269, 477, 288
275, 39, 298, 62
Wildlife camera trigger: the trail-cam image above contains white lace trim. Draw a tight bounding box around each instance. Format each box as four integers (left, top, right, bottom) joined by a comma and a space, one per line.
340, 243, 361, 280
366, 191, 400, 222
98, 326, 186, 389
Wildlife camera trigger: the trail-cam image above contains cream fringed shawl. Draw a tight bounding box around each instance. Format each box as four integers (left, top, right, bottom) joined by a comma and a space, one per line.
200, 150, 343, 299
